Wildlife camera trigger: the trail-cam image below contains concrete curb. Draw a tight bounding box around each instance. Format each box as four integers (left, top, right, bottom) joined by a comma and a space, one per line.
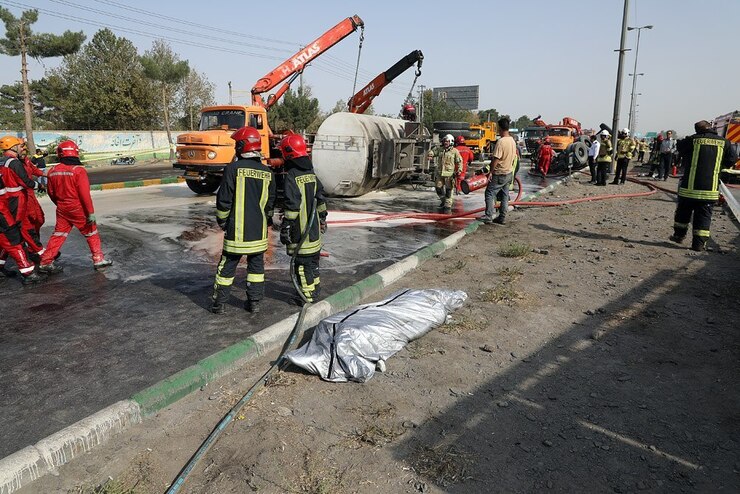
89, 176, 185, 192
0, 181, 564, 493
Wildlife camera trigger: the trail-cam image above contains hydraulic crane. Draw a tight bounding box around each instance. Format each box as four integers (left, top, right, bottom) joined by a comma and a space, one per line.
347, 49, 423, 115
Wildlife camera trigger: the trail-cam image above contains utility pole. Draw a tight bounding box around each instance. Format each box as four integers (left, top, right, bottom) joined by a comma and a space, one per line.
611, 0, 630, 167
627, 25, 653, 135
418, 84, 426, 127
18, 20, 36, 155
228, 81, 232, 104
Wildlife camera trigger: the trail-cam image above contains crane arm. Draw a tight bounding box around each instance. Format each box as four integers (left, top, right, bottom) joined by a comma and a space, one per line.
348, 50, 424, 114
251, 15, 364, 109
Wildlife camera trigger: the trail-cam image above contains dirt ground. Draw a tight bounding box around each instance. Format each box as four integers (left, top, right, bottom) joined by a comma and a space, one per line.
27, 167, 739, 494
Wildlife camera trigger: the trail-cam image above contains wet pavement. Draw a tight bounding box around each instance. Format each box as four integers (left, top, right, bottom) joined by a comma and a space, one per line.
0, 171, 549, 458
86, 161, 181, 185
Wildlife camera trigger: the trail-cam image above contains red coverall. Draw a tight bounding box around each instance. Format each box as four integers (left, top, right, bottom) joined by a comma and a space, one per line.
22, 156, 45, 244
537, 143, 554, 176
454, 145, 474, 192
0, 152, 43, 255
0, 178, 35, 276
40, 163, 105, 265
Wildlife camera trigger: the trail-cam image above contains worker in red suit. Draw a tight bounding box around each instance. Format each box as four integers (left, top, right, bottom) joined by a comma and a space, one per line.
0, 135, 44, 260
38, 140, 112, 274
0, 135, 45, 284
19, 142, 46, 251
454, 135, 474, 193
537, 137, 555, 177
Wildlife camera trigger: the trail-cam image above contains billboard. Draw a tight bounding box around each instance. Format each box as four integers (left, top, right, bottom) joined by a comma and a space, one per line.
432, 85, 479, 110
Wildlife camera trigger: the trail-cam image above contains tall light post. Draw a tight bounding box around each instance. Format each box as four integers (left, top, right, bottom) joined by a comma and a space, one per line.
628, 72, 644, 132
611, 0, 630, 168
627, 25, 653, 135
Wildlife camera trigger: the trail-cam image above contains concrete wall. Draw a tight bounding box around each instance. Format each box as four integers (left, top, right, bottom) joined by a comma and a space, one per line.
0, 130, 188, 162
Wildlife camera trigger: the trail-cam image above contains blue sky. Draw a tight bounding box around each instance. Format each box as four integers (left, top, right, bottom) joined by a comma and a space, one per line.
1, 0, 738, 135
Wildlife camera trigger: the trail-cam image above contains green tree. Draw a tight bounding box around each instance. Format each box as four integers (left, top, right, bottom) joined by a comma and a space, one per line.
268, 86, 320, 133
176, 70, 215, 130
514, 114, 534, 130
0, 76, 65, 129
0, 7, 84, 153
54, 29, 158, 130
141, 40, 189, 159
477, 108, 500, 123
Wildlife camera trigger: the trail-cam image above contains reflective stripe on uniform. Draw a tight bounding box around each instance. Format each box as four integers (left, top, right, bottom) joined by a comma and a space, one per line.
19, 265, 35, 274
678, 187, 720, 200
246, 272, 265, 283
223, 238, 268, 254
674, 221, 689, 229
5, 186, 22, 192
84, 230, 99, 237
214, 255, 234, 286
284, 210, 299, 220
216, 208, 229, 220
234, 175, 245, 243
259, 176, 269, 240
52, 232, 69, 237
693, 229, 710, 238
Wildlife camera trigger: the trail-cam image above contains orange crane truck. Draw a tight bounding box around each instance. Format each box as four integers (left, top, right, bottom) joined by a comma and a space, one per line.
347, 50, 423, 114
174, 15, 364, 194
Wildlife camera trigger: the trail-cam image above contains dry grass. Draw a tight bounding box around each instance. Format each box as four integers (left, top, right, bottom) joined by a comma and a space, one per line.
481, 284, 523, 305
296, 452, 346, 494
411, 445, 474, 487
496, 265, 523, 280
349, 423, 405, 448
265, 371, 297, 388
443, 259, 467, 275
439, 315, 484, 335
498, 242, 531, 258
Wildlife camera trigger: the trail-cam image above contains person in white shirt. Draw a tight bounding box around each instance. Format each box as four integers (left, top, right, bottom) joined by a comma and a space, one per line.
587, 135, 601, 184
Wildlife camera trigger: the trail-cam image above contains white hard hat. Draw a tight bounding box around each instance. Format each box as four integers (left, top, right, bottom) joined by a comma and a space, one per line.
443, 134, 454, 142
599, 129, 609, 136
622, 128, 630, 135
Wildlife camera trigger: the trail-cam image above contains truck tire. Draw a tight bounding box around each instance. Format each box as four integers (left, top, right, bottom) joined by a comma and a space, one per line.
433, 121, 470, 131
577, 135, 592, 147
571, 142, 589, 166
186, 177, 220, 195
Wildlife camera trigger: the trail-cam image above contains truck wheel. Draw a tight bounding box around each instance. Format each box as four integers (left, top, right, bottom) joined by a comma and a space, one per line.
571, 142, 589, 166
433, 121, 470, 131
186, 178, 220, 194
577, 135, 592, 147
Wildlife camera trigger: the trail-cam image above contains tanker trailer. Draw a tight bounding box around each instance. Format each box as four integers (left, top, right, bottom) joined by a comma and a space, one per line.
312, 112, 431, 197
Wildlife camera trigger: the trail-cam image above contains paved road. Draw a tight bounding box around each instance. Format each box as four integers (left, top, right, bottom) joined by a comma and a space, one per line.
86, 160, 181, 185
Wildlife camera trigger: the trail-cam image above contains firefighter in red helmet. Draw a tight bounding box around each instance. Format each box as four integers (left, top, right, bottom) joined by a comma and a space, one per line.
537, 136, 555, 177
454, 135, 474, 193
210, 126, 275, 314
38, 140, 113, 273
279, 133, 328, 305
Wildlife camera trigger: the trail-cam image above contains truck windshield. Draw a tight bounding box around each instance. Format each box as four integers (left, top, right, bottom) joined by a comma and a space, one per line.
548, 128, 571, 137
199, 110, 245, 131
524, 129, 546, 138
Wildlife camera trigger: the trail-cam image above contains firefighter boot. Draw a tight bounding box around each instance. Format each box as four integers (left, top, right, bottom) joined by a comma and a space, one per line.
22, 270, 48, 285
39, 262, 64, 275
669, 233, 685, 244
210, 285, 228, 314
245, 299, 261, 314
691, 237, 707, 252
93, 259, 113, 270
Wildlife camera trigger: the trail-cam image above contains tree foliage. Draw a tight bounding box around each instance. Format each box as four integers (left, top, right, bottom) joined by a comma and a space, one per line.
514, 114, 534, 130
176, 70, 215, 130
52, 29, 158, 130
0, 7, 84, 151
0, 77, 65, 129
268, 86, 321, 133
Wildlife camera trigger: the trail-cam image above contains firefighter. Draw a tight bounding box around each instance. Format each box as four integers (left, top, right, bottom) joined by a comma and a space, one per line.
0, 135, 44, 260
279, 134, 327, 305
537, 137, 555, 177
670, 120, 736, 251
19, 142, 46, 250
595, 130, 613, 186
427, 134, 462, 211
0, 137, 45, 284
401, 103, 417, 122
612, 128, 636, 185
38, 140, 113, 273
454, 135, 474, 193
210, 127, 275, 314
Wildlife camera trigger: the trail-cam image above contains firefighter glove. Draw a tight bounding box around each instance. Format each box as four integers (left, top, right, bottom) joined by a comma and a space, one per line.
320, 220, 327, 234
86, 213, 96, 224
216, 217, 227, 230
279, 221, 292, 245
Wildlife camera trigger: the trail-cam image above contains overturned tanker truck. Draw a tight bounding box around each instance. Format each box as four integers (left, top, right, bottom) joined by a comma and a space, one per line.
312, 112, 433, 197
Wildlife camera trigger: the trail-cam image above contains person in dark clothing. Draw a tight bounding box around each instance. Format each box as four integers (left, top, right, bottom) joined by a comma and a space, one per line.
670, 120, 736, 251
210, 126, 275, 314
279, 134, 328, 305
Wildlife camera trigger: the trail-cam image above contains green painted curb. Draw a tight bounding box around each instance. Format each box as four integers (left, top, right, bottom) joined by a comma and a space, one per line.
132, 338, 258, 415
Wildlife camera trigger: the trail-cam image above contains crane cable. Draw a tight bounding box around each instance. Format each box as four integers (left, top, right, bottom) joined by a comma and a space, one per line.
405, 62, 422, 104
347, 26, 365, 111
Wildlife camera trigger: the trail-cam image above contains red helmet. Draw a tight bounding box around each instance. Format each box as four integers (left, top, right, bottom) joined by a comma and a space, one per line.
231, 126, 262, 155
544, 137, 551, 144
279, 134, 308, 160
56, 140, 79, 159
455, 135, 465, 146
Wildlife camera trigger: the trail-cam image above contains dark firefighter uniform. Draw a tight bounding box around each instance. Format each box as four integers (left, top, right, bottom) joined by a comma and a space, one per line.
281, 155, 328, 303
672, 124, 736, 251
212, 156, 276, 312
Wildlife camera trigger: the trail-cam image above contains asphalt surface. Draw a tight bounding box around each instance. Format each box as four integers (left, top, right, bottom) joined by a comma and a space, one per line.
86, 160, 181, 185
0, 169, 549, 459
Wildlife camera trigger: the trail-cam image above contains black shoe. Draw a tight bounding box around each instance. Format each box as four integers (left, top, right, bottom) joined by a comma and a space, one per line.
610, 181, 619, 185
245, 300, 261, 313
492, 216, 506, 225
669, 234, 685, 244
22, 271, 48, 285
209, 302, 225, 314
93, 259, 113, 270
620, 181, 625, 185
38, 262, 64, 275
691, 239, 707, 252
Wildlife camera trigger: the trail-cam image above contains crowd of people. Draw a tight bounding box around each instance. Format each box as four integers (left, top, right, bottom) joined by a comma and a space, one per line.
0, 136, 112, 285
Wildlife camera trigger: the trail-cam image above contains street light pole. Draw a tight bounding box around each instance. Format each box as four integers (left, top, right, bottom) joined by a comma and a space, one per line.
628, 72, 644, 132
627, 25, 653, 135
611, 0, 630, 166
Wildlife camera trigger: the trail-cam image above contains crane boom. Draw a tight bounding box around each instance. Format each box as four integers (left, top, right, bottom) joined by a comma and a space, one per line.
348, 50, 424, 114
251, 15, 364, 109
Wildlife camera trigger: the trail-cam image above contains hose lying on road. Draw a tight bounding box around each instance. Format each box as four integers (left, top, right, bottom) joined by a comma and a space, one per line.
166, 202, 318, 494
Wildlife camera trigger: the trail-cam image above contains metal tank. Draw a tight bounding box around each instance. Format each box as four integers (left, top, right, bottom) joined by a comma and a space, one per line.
312, 112, 430, 197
